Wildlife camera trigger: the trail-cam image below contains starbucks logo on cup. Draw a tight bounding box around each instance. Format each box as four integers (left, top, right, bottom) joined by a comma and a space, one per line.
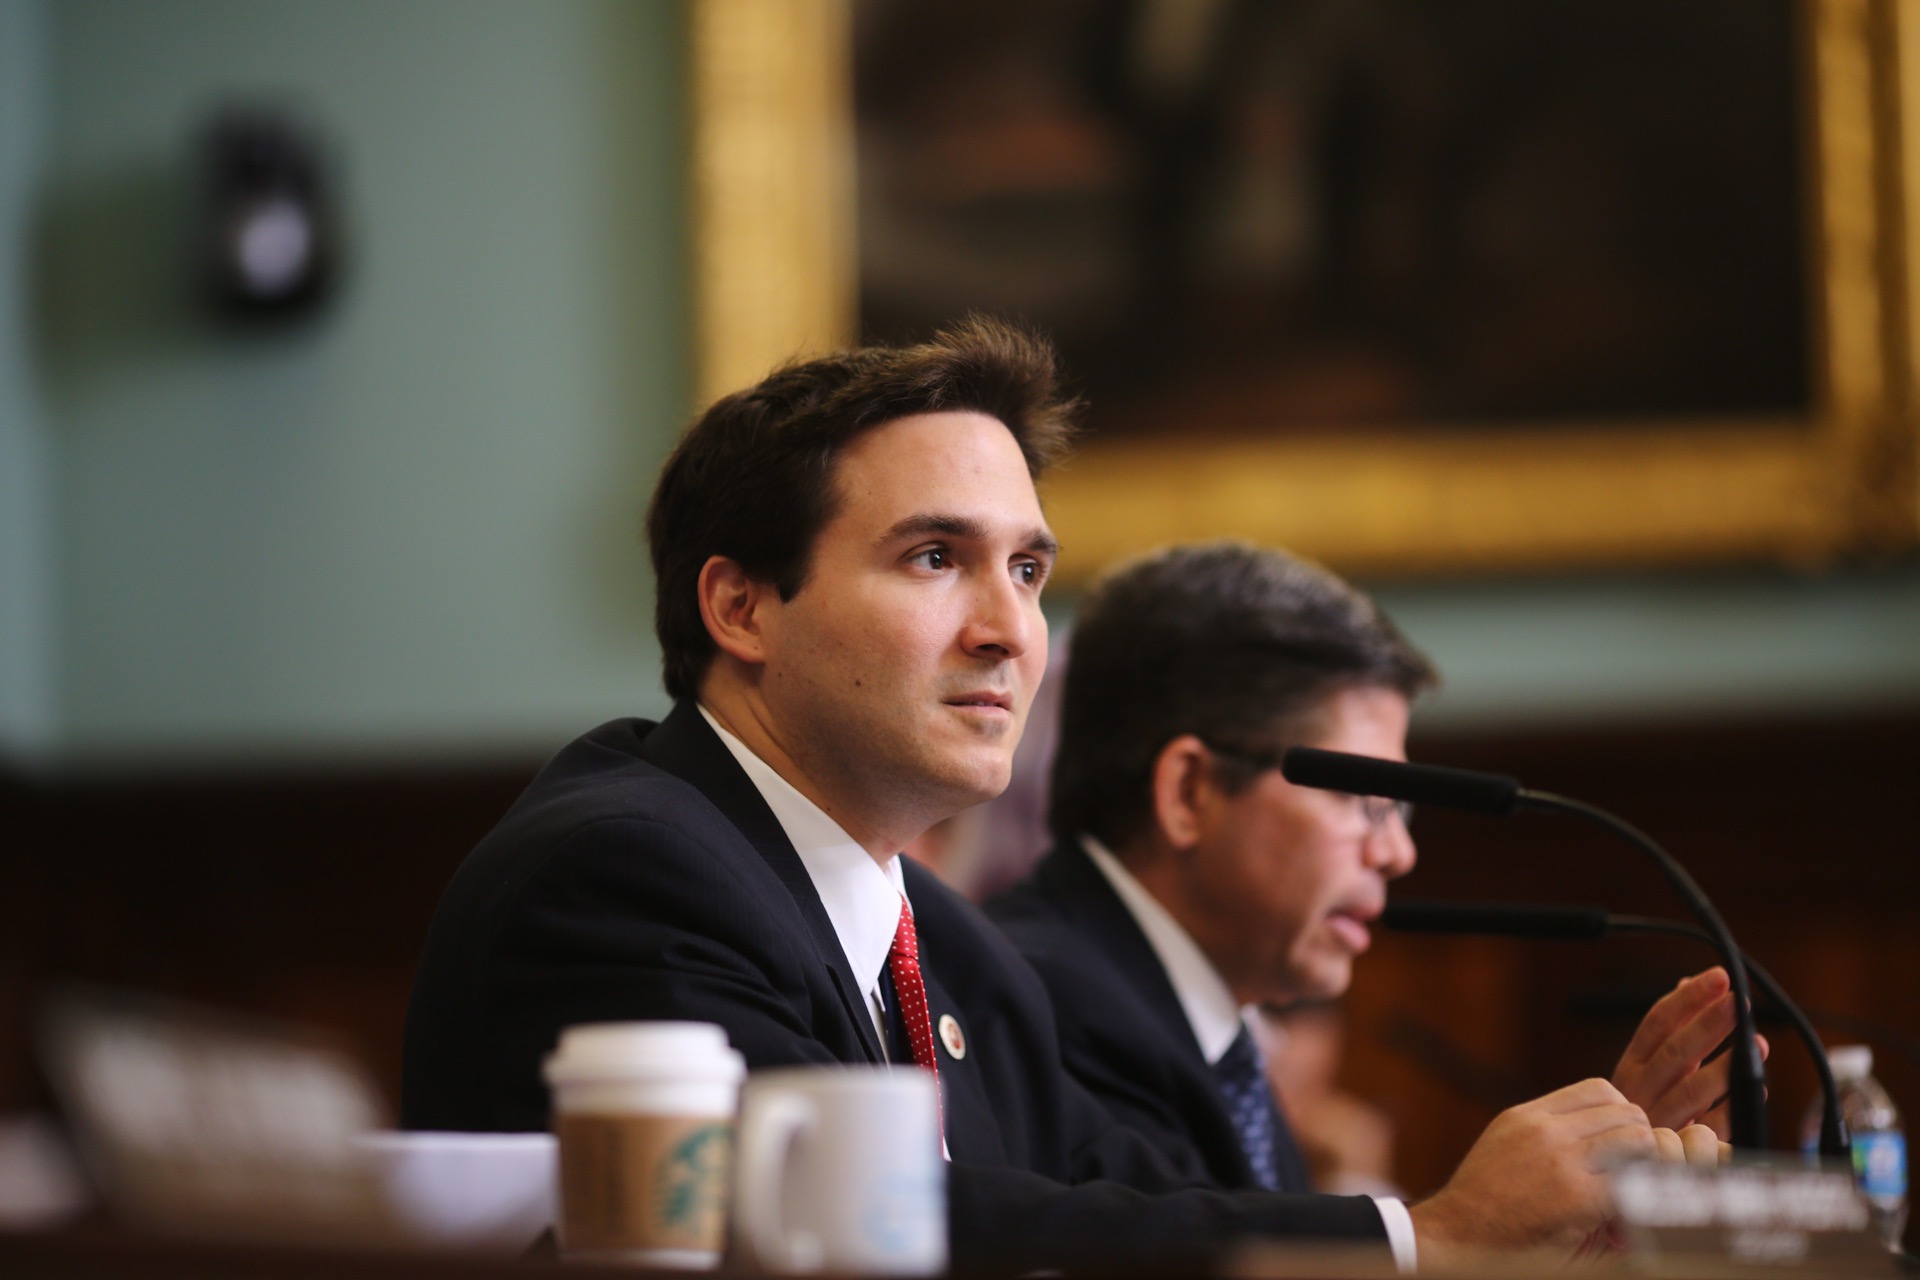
659, 1122, 730, 1236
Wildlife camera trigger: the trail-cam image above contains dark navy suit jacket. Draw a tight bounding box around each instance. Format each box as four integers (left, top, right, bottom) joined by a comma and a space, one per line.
988, 842, 1312, 1193
402, 703, 1384, 1269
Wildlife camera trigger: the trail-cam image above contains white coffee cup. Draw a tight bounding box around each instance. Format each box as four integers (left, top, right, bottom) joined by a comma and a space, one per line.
731, 1067, 945, 1275
542, 1022, 744, 1268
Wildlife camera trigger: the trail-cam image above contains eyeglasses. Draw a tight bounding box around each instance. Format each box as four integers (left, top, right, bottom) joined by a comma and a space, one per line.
1203, 741, 1415, 830
1354, 793, 1416, 830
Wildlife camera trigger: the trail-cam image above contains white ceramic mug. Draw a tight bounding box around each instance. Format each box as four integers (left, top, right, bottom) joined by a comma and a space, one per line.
732, 1067, 945, 1275
542, 1022, 744, 1268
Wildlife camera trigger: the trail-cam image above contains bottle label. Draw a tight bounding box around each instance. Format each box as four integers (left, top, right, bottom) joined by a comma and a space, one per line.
1852, 1131, 1906, 1204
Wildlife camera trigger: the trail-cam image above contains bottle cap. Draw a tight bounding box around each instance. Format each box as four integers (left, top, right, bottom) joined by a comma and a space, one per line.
1827, 1044, 1873, 1081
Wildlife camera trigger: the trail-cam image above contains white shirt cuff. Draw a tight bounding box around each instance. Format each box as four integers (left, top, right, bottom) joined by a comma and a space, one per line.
1370, 1195, 1416, 1272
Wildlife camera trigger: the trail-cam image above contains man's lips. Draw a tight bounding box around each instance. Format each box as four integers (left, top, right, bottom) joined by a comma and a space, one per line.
945, 691, 1013, 713
1326, 904, 1381, 952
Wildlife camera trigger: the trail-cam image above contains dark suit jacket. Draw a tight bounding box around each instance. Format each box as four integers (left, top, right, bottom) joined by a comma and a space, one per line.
987, 842, 1310, 1193
402, 703, 1384, 1269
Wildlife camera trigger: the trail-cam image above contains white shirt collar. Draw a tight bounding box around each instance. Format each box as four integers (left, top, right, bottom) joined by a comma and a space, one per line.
1080, 835, 1250, 1065
698, 705, 906, 1004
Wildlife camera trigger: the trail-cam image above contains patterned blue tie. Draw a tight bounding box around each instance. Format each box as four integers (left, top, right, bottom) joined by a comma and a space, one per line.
1213, 1024, 1284, 1191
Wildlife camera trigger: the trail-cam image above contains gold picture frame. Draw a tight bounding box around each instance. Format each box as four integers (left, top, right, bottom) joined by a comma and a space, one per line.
692, 0, 1920, 581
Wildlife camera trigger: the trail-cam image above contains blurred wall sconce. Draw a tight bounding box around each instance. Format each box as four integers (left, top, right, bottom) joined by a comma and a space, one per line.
198, 109, 342, 321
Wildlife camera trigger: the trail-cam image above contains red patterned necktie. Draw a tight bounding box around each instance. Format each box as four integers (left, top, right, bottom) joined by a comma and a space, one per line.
887, 896, 944, 1134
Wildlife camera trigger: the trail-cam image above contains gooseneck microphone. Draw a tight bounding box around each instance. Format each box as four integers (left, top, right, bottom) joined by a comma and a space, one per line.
1380, 899, 1848, 1160
1282, 746, 1770, 1151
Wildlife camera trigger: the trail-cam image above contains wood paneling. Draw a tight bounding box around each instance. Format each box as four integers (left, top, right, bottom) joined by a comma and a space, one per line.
0, 766, 538, 1116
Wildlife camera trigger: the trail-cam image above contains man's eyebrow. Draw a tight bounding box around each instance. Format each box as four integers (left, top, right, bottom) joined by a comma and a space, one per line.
882, 514, 986, 545
880, 513, 1060, 558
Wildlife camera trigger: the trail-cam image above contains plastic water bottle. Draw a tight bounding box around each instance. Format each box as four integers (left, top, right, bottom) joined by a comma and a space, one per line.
1803, 1044, 1908, 1252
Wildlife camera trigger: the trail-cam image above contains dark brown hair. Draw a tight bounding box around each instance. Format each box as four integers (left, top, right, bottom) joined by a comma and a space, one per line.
647, 315, 1079, 701
1050, 541, 1438, 849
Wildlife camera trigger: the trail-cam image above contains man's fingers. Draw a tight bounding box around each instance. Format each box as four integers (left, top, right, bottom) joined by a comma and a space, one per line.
1679, 1124, 1722, 1167
1658, 993, 1738, 1071
1622, 982, 1738, 1108
1611, 970, 1736, 1129
1683, 1034, 1769, 1127
1652, 1125, 1725, 1167
1583, 1115, 1658, 1171
1650, 1052, 1733, 1129
1619, 968, 1729, 1066
1697, 1017, 1768, 1068
1613, 974, 1775, 1131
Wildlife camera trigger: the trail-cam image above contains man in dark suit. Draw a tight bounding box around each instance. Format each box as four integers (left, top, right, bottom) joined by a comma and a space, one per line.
989, 543, 1745, 1201
404, 320, 1696, 1272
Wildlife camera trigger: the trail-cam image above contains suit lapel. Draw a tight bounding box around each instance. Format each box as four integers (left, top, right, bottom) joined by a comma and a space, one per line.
1035, 842, 1280, 1187
916, 963, 1005, 1166
639, 701, 885, 1064
1034, 844, 1210, 1060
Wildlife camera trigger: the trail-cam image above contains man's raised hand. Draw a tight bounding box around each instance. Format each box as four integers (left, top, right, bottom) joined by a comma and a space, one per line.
1611, 966, 1768, 1135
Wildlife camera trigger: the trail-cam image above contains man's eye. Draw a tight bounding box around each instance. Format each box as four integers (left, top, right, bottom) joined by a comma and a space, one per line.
1013, 560, 1040, 585
911, 548, 950, 570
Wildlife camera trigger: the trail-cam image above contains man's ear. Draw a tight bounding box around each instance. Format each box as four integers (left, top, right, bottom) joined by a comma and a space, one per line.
697, 555, 777, 668
1148, 735, 1218, 853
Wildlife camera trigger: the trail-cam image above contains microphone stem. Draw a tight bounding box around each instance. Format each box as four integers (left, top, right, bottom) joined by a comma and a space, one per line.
1520, 790, 1770, 1150
1609, 917, 1847, 1159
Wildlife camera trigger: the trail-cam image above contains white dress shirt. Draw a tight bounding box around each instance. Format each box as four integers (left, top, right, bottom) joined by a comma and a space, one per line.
1080, 836, 1416, 1272
699, 706, 908, 1049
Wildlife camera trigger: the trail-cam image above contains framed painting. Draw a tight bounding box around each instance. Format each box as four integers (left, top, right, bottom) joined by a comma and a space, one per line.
692, 0, 1920, 581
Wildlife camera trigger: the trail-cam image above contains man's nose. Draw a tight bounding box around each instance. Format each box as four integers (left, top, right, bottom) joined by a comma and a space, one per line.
962, 570, 1035, 660
1364, 812, 1417, 879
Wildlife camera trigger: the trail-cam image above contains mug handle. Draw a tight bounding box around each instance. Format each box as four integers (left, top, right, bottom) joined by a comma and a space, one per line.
734, 1092, 822, 1271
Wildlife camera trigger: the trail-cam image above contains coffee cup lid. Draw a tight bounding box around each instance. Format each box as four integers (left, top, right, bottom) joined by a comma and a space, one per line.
541, 1021, 745, 1085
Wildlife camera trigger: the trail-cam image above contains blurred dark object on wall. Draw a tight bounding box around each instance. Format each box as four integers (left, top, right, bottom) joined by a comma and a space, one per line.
198, 109, 342, 321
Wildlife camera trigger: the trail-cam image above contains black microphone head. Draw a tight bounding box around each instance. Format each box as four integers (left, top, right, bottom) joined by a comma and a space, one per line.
1281, 746, 1522, 816
1381, 899, 1610, 940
